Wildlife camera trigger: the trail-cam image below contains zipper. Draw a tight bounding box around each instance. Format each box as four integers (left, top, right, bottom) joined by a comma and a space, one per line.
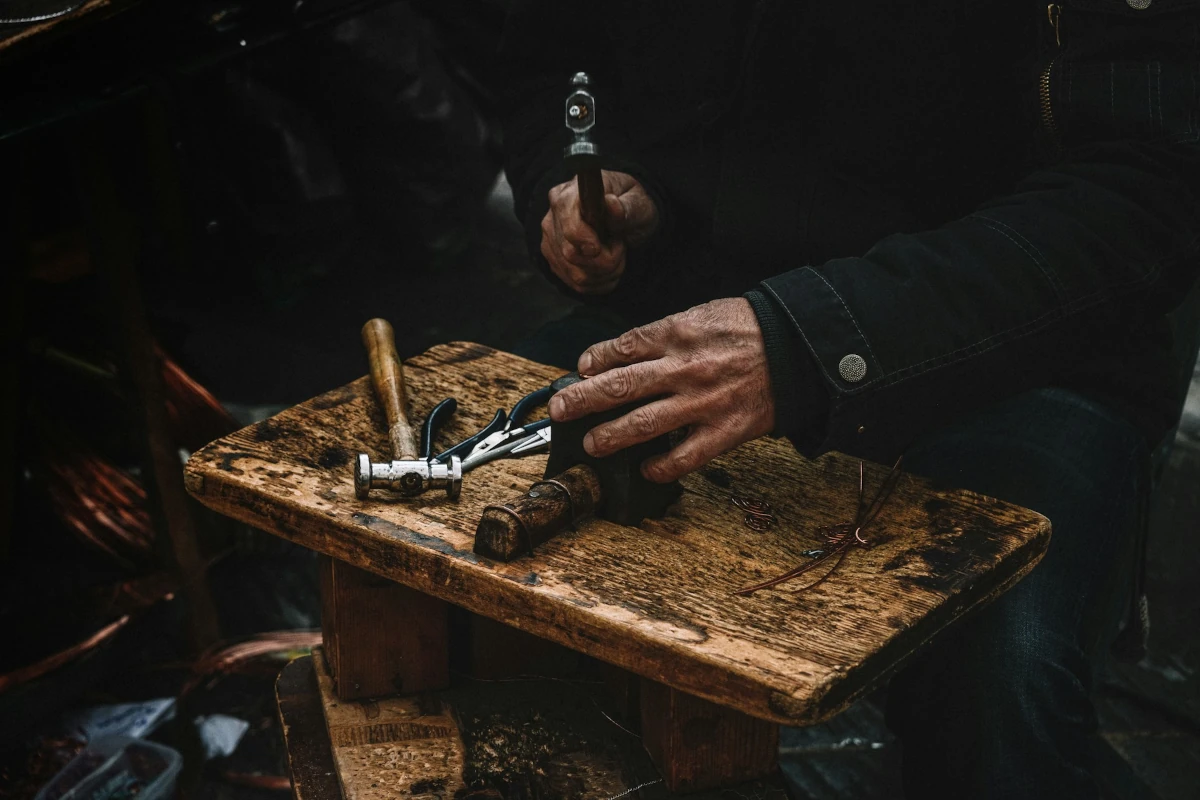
1040, 4, 1063, 138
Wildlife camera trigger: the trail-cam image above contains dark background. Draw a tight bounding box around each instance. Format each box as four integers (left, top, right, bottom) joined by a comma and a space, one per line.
0, 2, 1196, 798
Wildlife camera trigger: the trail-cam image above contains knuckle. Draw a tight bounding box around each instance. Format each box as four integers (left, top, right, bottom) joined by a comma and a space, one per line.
630, 407, 659, 439
673, 314, 703, 342
673, 449, 703, 475
614, 330, 643, 359
606, 369, 634, 400
644, 457, 676, 483
562, 218, 586, 242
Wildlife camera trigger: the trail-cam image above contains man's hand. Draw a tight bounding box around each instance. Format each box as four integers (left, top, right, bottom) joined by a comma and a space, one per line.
547, 298, 776, 483
540, 170, 658, 295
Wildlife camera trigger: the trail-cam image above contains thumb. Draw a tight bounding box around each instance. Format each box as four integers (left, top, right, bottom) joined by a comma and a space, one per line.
605, 190, 657, 243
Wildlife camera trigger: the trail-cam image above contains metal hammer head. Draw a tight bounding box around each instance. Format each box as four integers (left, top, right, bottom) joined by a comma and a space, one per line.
354, 454, 462, 500
543, 373, 680, 526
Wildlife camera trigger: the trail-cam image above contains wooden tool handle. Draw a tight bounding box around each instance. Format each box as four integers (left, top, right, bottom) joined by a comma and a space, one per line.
576, 166, 607, 242
474, 464, 602, 561
361, 318, 419, 461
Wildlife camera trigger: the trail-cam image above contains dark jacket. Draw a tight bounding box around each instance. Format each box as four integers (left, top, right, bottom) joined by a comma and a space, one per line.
499, 0, 1200, 460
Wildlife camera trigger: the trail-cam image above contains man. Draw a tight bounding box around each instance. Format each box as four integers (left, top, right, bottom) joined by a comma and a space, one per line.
499, 3, 1200, 797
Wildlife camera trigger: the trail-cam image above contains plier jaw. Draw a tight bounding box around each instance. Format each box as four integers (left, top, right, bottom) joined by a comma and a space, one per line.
432, 385, 554, 473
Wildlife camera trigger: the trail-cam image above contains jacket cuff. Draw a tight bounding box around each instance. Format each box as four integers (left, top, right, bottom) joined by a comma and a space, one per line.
759, 265, 888, 457
744, 289, 831, 449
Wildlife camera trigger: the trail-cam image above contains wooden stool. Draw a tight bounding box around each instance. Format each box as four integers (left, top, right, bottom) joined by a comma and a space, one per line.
192, 343, 1051, 796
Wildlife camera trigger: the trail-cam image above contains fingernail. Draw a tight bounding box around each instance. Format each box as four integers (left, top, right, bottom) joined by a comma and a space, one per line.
581, 244, 599, 257
583, 432, 596, 455
549, 396, 564, 420
578, 353, 593, 373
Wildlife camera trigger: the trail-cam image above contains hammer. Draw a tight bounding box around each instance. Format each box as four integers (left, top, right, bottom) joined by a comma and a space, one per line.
564, 72, 608, 241
353, 319, 462, 500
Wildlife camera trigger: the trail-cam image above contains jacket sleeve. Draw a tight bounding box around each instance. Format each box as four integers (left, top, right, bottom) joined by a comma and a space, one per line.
754, 0, 1200, 458
496, 0, 672, 300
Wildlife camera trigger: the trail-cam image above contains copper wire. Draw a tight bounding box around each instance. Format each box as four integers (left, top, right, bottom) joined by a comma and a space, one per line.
731, 494, 776, 532
483, 503, 537, 557
734, 457, 904, 596
530, 478, 578, 530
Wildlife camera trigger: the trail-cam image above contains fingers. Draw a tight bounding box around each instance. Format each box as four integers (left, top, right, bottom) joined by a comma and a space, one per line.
549, 180, 603, 254
582, 397, 691, 458
577, 318, 673, 375
640, 427, 731, 484
605, 189, 658, 245
550, 360, 674, 422
542, 182, 627, 294
540, 209, 625, 294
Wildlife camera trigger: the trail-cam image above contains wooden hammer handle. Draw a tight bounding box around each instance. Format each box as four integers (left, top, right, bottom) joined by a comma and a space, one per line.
361, 318, 419, 461
576, 166, 607, 242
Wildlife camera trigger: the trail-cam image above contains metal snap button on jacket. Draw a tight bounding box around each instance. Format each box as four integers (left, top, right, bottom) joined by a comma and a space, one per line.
838, 354, 868, 383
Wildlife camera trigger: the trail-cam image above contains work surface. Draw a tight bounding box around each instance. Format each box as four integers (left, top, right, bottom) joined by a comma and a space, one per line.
186, 342, 1051, 726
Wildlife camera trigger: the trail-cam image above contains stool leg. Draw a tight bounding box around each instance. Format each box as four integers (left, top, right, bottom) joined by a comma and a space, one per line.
319, 555, 449, 699
639, 679, 779, 792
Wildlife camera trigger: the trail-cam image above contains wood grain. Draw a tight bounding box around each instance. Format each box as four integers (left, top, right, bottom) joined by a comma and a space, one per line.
186, 342, 1051, 726
313, 649, 466, 800
277, 656, 343, 800
640, 679, 779, 792
319, 555, 449, 700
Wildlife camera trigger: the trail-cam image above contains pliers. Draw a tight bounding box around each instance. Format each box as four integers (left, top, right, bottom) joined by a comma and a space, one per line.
433, 386, 553, 473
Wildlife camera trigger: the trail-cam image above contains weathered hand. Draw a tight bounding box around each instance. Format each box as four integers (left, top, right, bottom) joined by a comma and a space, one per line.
540, 170, 658, 295
547, 298, 776, 483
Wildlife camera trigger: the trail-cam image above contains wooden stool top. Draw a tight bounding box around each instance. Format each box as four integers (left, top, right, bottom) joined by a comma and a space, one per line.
188, 342, 1049, 726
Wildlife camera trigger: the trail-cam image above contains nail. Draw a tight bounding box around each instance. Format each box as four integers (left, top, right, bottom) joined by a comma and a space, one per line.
583, 432, 596, 455
549, 396, 564, 420
578, 353, 593, 373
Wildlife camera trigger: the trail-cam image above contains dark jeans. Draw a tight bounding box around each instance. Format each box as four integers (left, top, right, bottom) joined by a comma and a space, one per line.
516, 309, 1146, 799
888, 387, 1144, 799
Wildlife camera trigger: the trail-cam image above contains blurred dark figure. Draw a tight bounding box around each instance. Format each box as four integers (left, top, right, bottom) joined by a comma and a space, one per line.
151, 1, 514, 404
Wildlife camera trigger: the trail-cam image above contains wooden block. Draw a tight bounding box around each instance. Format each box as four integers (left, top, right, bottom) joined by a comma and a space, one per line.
320, 555, 448, 700
313, 649, 465, 800
187, 342, 1052, 725
640, 678, 779, 793
276, 656, 343, 800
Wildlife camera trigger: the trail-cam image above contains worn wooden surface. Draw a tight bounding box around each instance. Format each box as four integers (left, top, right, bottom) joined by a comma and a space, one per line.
319, 555, 449, 700
313, 649, 466, 800
640, 680, 779, 792
277, 656, 344, 800
187, 341, 1051, 726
